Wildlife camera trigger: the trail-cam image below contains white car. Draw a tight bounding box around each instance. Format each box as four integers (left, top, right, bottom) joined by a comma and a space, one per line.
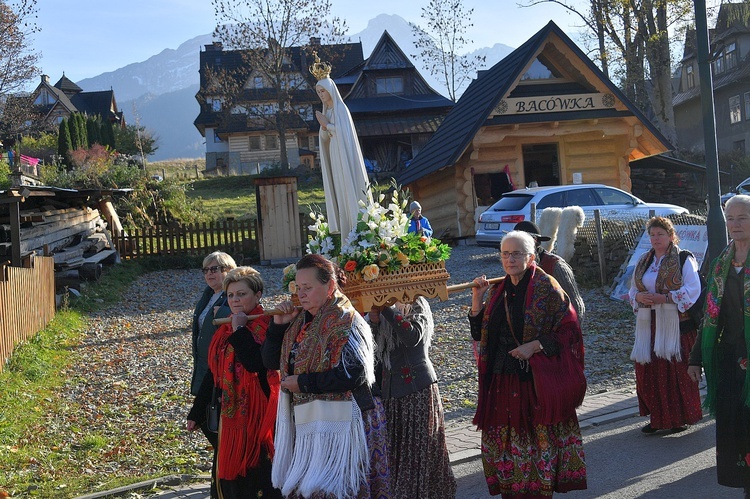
475, 184, 689, 247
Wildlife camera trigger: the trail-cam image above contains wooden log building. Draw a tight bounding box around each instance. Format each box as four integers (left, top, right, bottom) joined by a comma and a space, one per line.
400, 21, 676, 239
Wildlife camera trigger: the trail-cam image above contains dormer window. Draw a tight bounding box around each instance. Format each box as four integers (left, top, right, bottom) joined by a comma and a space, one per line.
376, 77, 403, 95
686, 65, 694, 89
714, 54, 724, 74
254, 76, 264, 89
726, 42, 737, 70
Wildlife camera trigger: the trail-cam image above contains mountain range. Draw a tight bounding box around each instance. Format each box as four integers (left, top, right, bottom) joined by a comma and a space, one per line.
76, 14, 514, 161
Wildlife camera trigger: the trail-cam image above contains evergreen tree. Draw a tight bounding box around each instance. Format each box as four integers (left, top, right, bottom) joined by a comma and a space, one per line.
76, 113, 88, 149
100, 120, 116, 149
68, 115, 80, 150
57, 117, 72, 159
86, 116, 101, 145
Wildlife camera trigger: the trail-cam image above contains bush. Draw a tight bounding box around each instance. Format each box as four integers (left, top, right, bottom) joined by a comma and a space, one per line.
0, 158, 10, 189
19, 132, 58, 164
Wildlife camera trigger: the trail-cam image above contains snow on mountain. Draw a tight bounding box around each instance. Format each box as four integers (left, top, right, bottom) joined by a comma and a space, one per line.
74, 15, 514, 160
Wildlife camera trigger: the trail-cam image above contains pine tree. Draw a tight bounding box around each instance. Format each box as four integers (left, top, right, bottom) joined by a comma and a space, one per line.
76, 113, 88, 149
87, 116, 101, 145
100, 120, 116, 149
68, 115, 80, 150
57, 117, 72, 162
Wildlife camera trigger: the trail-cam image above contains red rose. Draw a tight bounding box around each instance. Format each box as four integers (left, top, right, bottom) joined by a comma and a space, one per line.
344, 260, 357, 272
740, 358, 748, 371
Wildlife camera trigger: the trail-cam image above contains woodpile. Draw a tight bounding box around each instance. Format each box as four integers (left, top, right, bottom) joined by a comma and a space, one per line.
0, 198, 120, 294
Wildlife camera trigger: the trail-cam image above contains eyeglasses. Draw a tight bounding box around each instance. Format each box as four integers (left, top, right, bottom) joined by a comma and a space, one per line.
500, 251, 529, 260
201, 265, 225, 274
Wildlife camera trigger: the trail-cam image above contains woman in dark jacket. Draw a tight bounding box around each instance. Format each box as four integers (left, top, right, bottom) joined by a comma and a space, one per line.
367, 297, 455, 498
188, 267, 281, 498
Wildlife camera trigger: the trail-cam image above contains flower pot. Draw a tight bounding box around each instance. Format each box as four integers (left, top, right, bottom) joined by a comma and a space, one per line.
342, 261, 450, 314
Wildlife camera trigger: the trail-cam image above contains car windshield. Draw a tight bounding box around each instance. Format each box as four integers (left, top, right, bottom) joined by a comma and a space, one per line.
490, 193, 533, 211
739, 183, 750, 195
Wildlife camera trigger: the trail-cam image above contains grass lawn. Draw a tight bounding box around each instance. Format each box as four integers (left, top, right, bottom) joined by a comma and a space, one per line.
186, 173, 327, 221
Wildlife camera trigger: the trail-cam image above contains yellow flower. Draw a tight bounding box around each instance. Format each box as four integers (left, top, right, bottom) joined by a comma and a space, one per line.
288, 281, 297, 294
395, 251, 410, 266
362, 264, 380, 281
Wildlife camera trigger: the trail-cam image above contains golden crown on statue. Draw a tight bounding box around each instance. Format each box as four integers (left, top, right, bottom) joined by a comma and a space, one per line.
309, 51, 332, 80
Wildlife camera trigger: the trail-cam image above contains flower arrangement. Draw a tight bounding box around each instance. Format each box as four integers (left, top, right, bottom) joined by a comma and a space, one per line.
305, 180, 451, 282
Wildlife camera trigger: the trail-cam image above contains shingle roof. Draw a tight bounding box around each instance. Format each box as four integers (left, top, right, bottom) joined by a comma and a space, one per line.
54, 74, 82, 95
399, 21, 671, 185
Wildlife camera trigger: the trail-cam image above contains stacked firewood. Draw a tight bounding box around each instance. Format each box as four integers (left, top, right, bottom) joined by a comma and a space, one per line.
0, 204, 119, 292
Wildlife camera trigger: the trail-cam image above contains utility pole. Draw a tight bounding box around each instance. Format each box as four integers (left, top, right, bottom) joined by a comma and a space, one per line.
694, 0, 727, 261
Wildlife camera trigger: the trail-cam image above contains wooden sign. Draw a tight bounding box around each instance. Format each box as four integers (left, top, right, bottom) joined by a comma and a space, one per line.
493, 92, 617, 116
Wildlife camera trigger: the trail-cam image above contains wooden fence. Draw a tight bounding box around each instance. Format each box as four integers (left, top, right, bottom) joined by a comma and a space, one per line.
113, 220, 260, 259
0, 256, 56, 372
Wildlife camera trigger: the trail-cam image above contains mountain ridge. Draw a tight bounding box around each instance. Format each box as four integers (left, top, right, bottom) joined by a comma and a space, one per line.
76, 14, 513, 161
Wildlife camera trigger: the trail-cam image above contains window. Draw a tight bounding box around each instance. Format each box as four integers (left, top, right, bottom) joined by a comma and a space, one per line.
730, 95, 742, 124
265, 135, 278, 149
593, 187, 635, 206
714, 55, 724, 74
564, 189, 597, 207
211, 98, 222, 112
249, 136, 261, 150
686, 65, 694, 89
213, 132, 222, 143
726, 42, 737, 70
536, 192, 565, 209
254, 76, 263, 89
745, 92, 750, 120
376, 77, 403, 95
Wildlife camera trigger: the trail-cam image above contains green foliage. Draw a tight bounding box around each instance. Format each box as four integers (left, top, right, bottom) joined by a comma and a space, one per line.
57, 117, 72, 159
76, 113, 88, 149
86, 116, 101, 145
19, 132, 57, 164
0, 158, 11, 189
100, 120, 115, 150
67, 115, 80, 150
113, 123, 158, 158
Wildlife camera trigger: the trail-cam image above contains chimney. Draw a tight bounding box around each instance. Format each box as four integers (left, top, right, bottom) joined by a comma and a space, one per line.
309, 37, 321, 46
41, 74, 49, 84
206, 42, 223, 51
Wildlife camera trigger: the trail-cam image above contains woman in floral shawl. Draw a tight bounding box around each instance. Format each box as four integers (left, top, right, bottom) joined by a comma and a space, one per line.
262, 254, 391, 498
187, 267, 281, 498
628, 216, 703, 434
469, 231, 586, 498
689, 195, 750, 496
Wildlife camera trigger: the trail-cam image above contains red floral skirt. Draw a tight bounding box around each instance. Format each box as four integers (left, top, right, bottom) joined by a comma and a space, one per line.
479, 373, 587, 497
634, 323, 703, 429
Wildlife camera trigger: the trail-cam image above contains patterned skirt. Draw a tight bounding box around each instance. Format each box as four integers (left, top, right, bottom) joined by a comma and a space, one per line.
479, 373, 587, 497
634, 323, 703, 429
383, 384, 456, 499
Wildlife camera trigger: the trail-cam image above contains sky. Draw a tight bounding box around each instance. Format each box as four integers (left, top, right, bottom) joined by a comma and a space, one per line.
27, 0, 726, 87
29, 0, 587, 85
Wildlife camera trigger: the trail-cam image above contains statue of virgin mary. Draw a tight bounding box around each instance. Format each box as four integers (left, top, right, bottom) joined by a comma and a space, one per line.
311, 54, 373, 236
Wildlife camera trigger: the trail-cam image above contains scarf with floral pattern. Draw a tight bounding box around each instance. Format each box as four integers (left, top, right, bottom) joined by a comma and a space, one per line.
702, 242, 750, 413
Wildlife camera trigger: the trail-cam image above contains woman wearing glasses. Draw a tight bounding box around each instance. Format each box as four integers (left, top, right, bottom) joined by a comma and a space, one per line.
469, 231, 587, 497
191, 251, 236, 498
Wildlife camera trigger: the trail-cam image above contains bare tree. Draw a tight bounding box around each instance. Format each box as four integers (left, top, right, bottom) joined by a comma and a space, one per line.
210, 0, 347, 172
0, 0, 40, 139
522, 0, 693, 146
410, 0, 486, 102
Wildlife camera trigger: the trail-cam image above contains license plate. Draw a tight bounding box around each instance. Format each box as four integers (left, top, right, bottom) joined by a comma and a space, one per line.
484, 223, 500, 230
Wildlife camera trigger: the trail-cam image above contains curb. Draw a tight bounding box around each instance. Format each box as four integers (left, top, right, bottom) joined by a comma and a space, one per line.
75, 475, 207, 499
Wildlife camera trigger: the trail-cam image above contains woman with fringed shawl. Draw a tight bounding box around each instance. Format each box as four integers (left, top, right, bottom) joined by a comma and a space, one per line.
689, 195, 750, 497
262, 254, 391, 499
366, 297, 456, 498
187, 267, 282, 499
628, 216, 703, 434
469, 231, 587, 498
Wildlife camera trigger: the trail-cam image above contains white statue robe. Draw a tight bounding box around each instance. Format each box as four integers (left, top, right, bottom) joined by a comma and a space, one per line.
316, 77, 372, 236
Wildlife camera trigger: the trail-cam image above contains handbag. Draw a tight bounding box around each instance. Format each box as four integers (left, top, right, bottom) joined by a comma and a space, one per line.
206, 386, 220, 433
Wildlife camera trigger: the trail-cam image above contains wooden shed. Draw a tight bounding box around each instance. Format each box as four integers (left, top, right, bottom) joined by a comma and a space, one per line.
399, 21, 672, 238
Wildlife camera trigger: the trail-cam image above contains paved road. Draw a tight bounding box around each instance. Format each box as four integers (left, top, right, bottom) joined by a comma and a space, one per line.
454, 415, 746, 498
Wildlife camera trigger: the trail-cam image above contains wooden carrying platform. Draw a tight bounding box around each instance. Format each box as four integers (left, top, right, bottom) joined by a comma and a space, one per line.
342, 261, 451, 314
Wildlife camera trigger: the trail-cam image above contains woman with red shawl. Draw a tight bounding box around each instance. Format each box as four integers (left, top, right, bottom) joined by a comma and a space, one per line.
469, 231, 587, 498
187, 267, 281, 498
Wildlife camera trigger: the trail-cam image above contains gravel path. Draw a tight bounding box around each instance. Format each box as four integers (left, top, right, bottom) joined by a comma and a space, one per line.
45, 244, 636, 490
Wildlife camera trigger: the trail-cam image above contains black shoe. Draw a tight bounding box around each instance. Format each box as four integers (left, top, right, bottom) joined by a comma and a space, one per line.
670, 425, 688, 433
641, 423, 658, 434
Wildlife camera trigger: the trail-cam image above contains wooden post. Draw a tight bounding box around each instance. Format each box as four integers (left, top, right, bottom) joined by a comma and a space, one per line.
9, 200, 20, 267
595, 210, 607, 286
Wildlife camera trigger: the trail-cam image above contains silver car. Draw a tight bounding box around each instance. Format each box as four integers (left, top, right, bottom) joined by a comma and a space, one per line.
475, 184, 689, 247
